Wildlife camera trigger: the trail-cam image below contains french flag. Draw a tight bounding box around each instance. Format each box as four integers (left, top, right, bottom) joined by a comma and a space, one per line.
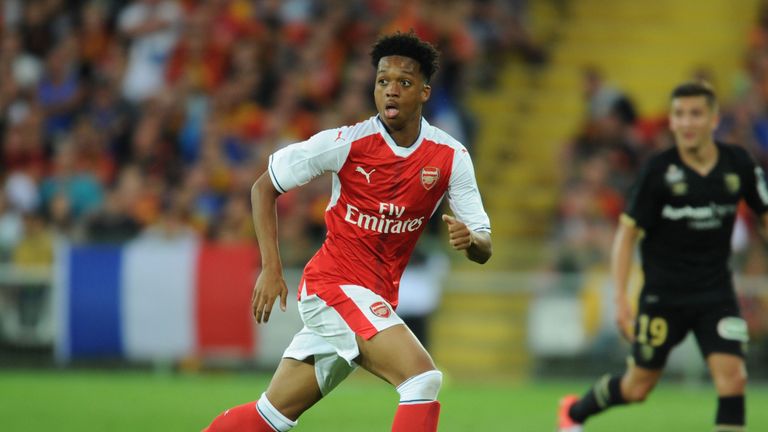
54, 237, 259, 362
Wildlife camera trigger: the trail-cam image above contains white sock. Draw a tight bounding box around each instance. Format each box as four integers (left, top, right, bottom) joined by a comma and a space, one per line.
256, 393, 297, 431
396, 370, 443, 404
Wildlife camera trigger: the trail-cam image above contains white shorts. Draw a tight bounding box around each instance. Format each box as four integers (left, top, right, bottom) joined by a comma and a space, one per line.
282, 282, 404, 395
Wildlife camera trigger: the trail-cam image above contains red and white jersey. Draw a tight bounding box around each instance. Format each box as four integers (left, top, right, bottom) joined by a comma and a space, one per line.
268, 116, 490, 308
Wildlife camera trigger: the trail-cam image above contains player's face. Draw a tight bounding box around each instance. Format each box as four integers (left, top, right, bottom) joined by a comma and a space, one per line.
374, 55, 431, 131
669, 96, 719, 151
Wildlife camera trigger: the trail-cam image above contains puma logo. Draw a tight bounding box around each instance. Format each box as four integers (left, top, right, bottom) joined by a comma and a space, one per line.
334, 130, 343, 141
355, 166, 375, 183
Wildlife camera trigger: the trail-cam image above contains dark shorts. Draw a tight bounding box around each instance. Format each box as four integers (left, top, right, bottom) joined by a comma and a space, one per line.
631, 297, 748, 369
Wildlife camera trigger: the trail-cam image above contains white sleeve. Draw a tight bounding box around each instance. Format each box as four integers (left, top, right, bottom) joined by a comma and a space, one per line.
447, 149, 491, 233
268, 128, 351, 193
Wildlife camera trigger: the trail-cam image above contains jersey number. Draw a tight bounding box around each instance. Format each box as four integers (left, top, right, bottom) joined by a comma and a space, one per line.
637, 314, 668, 347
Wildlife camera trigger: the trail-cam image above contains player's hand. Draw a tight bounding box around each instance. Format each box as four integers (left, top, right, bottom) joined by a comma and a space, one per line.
615, 296, 635, 342
251, 267, 288, 324
442, 214, 473, 250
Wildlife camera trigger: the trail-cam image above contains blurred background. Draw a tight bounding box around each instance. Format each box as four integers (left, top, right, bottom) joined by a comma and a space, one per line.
2, 0, 768, 430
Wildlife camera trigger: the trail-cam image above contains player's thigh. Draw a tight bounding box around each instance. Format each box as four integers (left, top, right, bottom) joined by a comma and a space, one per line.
692, 298, 749, 394
355, 323, 436, 387
692, 298, 748, 361
265, 357, 323, 420
631, 302, 690, 369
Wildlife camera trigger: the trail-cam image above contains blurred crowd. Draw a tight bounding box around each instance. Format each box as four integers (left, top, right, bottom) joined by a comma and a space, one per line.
552, 1, 768, 283
0, 0, 542, 268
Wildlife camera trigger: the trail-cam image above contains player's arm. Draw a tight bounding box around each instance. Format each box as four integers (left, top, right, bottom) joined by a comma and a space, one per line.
250, 128, 349, 323
441, 214, 491, 263
611, 215, 640, 341
250, 172, 288, 324
735, 148, 768, 234
444, 145, 492, 264
612, 154, 660, 340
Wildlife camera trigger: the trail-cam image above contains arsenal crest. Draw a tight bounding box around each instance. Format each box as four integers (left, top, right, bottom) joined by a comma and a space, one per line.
421, 166, 440, 190
370, 301, 391, 318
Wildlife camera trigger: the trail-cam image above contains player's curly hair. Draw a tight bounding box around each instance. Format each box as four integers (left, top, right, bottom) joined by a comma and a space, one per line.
370, 31, 440, 83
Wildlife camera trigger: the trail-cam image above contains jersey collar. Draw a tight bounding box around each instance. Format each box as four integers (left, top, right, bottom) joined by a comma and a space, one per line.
374, 115, 428, 157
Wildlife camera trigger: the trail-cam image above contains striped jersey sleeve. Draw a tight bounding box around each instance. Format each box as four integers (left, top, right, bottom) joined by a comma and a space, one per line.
268, 128, 352, 193
445, 139, 491, 233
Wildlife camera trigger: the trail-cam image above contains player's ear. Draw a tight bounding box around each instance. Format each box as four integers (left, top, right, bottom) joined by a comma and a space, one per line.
711, 107, 720, 132
421, 83, 431, 103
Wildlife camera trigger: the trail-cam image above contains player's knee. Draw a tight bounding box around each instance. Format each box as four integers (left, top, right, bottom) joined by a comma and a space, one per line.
624, 390, 647, 403
715, 369, 747, 395
624, 383, 652, 403
396, 370, 443, 402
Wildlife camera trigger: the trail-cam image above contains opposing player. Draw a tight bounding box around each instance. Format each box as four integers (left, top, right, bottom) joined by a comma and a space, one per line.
204, 32, 492, 431
557, 81, 768, 432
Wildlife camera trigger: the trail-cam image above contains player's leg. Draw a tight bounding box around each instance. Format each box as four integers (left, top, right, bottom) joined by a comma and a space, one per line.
305, 283, 441, 431
694, 299, 749, 432
204, 357, 322, 432
205, 316, 352, 431
562, 364, 662, 426
558, 302, 687, 431
264, 357, 324, 419
355, 323, 442, 432
708, 354, 747, 432
619, 363, 663, 402
206, 281, 365, 431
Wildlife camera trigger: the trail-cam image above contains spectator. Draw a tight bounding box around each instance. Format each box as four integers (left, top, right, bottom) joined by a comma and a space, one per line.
118, 0, 182, 104
0, 0, 543, 252
165, 7, 229, 94
208, 193, 253, 243
37, 40, 83, 140
4, 170, 40, 214
78, 1, 114, 79
83, 188, 141, 243
140, 191, 198, 242
0, 191, 23, 262
0, 30, 43, 91
83, 78, 133, 164
39, 143, 104, 218
582, 66, 623, 120
45, 192, 75, 237
12, 212, 54, 267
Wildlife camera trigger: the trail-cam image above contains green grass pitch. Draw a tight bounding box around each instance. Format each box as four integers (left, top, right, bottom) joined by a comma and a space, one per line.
1, 370, 766, 431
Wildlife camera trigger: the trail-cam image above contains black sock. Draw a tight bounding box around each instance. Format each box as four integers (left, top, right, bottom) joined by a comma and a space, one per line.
568, 374, 627, 423
715, 395, 744, 430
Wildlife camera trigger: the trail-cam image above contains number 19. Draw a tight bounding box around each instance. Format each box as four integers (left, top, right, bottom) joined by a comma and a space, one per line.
637, 314, 668, 347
